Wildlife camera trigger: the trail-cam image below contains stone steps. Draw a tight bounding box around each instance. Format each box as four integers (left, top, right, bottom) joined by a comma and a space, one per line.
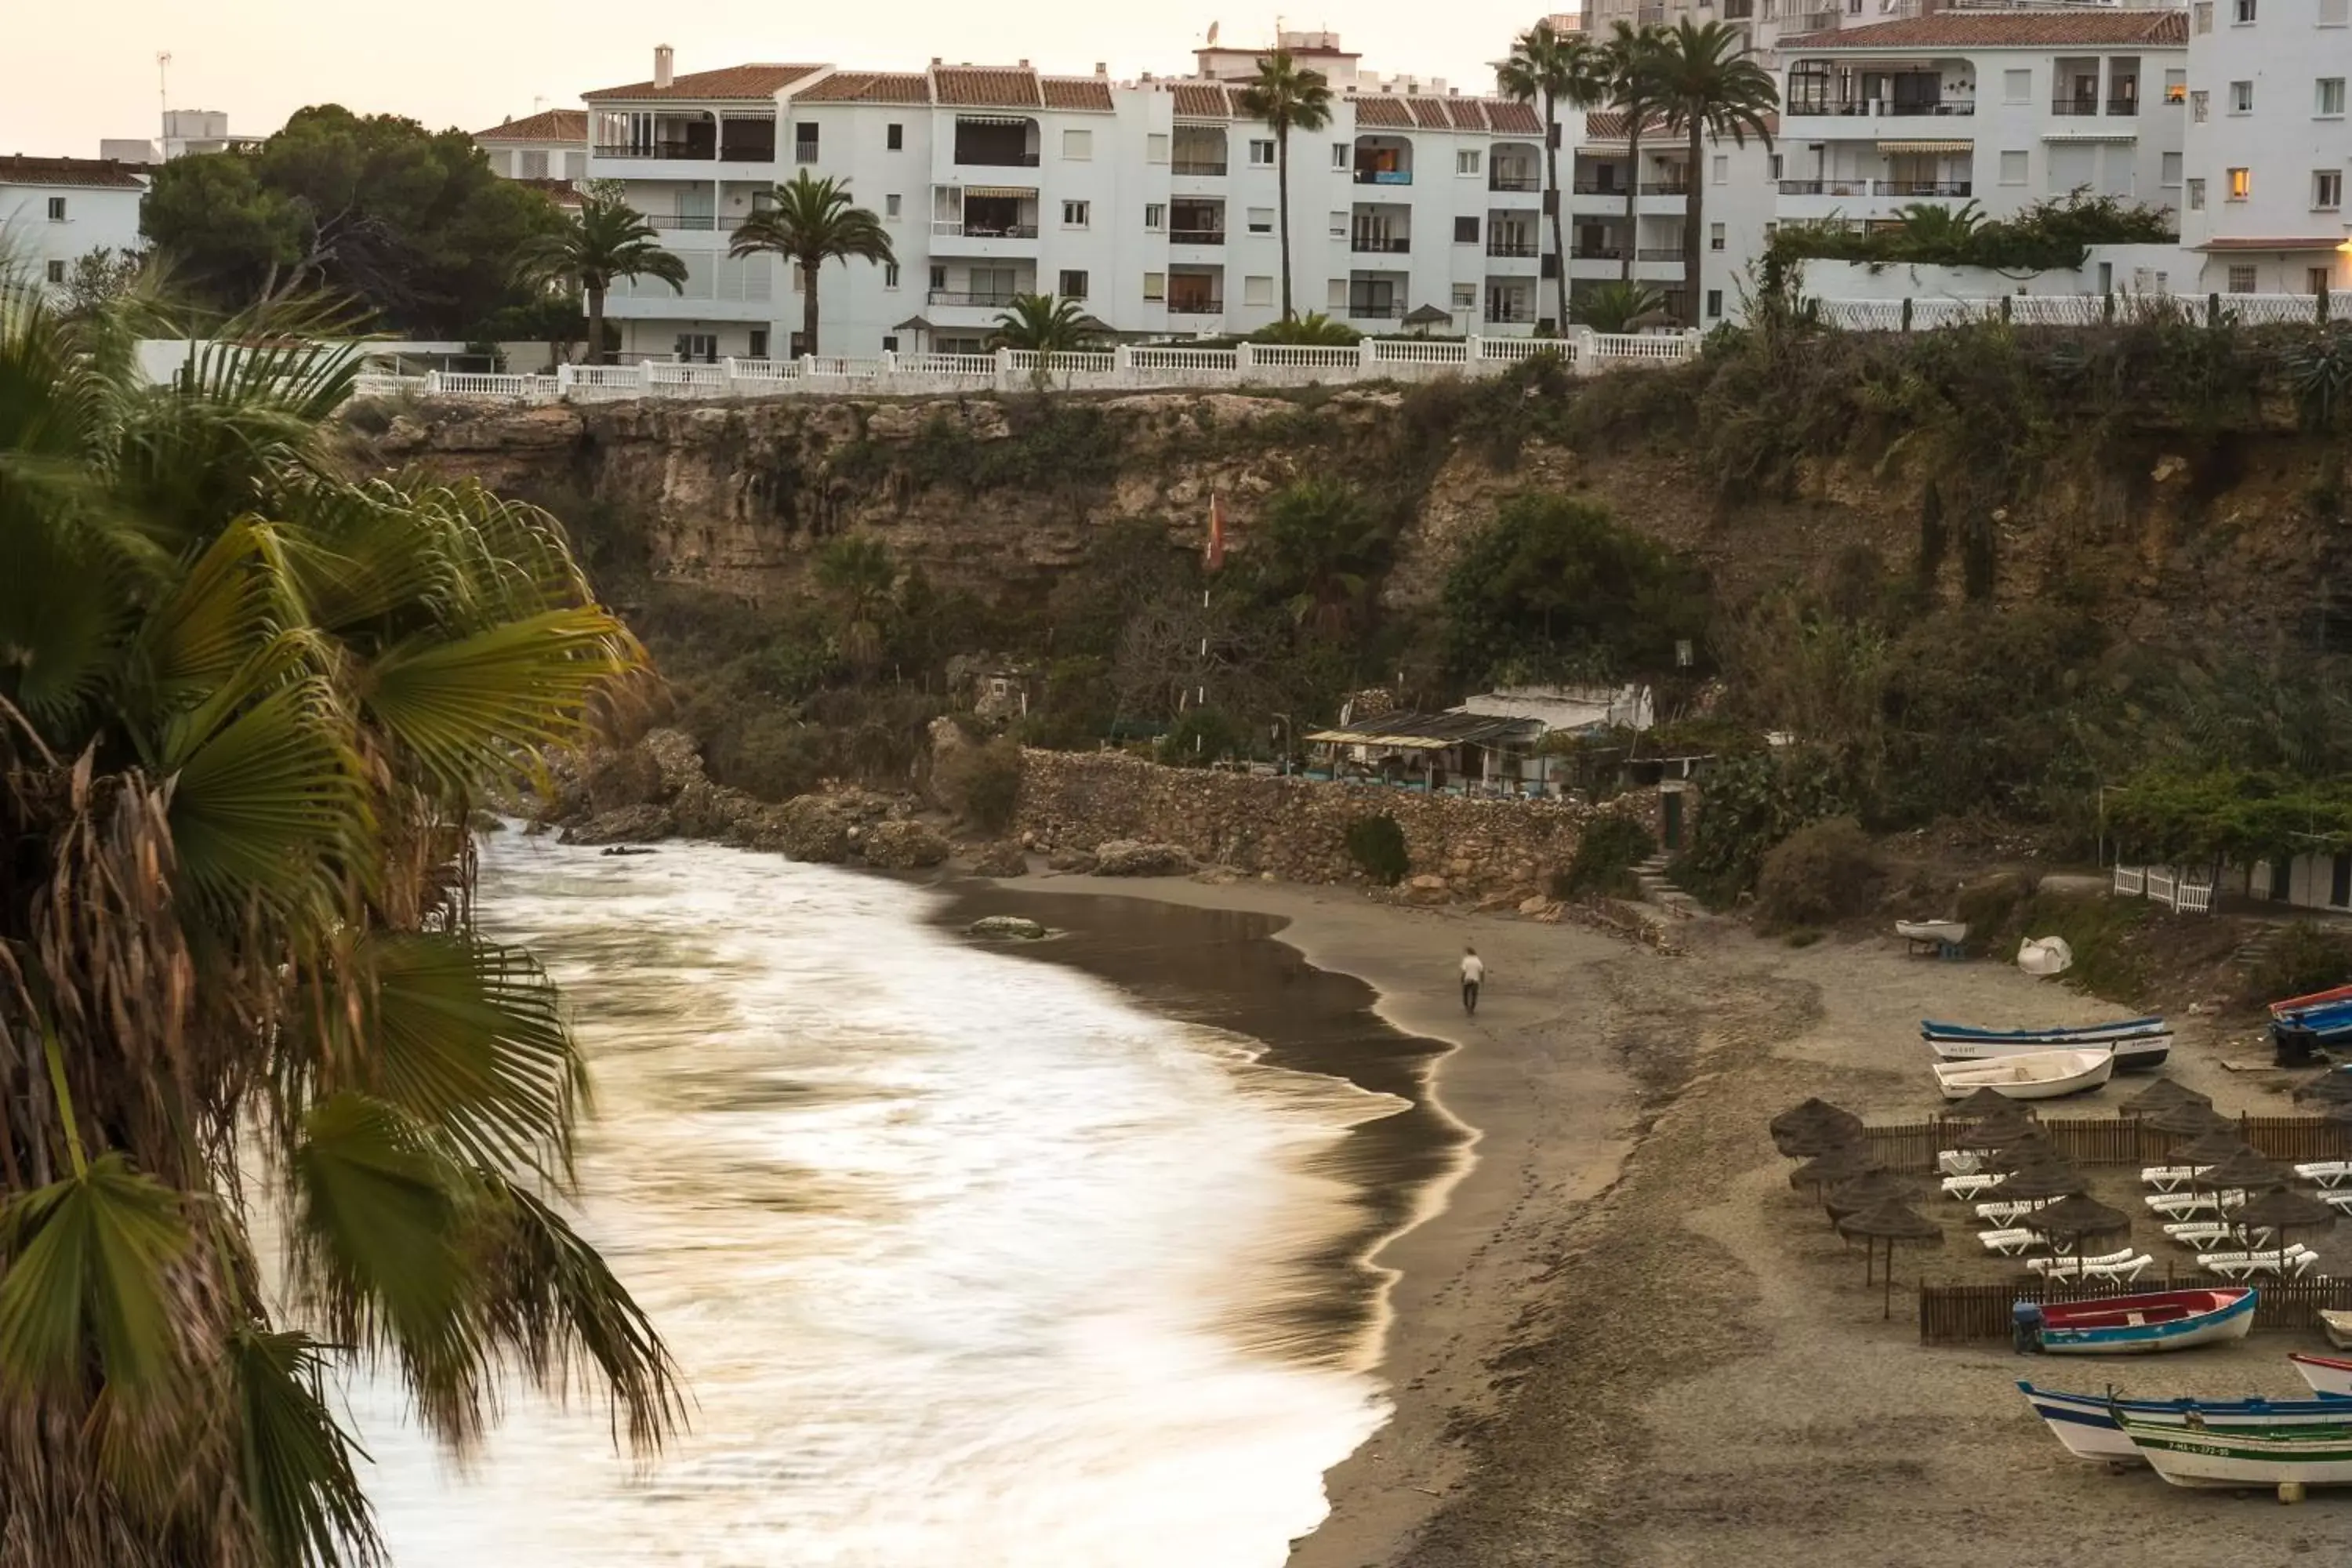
1633, 852, 1700, 918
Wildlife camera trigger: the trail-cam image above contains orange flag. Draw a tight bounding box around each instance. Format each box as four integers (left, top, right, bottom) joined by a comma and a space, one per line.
1205, 492, 1226, 572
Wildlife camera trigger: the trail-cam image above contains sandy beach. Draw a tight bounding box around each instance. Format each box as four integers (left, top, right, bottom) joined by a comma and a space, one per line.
952, 871, 2352, 1566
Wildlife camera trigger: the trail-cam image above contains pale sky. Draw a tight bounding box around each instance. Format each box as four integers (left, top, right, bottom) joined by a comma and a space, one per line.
10, 2, 1549, 160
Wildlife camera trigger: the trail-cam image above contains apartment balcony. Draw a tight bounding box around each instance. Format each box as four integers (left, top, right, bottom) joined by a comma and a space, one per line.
1354, 169, 1413, 187
1350, 236, 1410, 254
2050, 97, 2103, 117
1784, 100, 1974, 119
1170, 227, 1227, 245
1878, 180, 1973, 198
1346, 300, 1404, 320
1484, 306, 1537, 325
1635, 247, 1682, 262
1777, 178, 1873, 198
649, 213, 723, 232
1639, 180, 1690, 196
931, 222, 1040, 240
1489, 172, 1541, 194
1172, 158, 1228, 177
927, 289, 1022, 308
1569, 244, 1625, 260
2106, 98, 2140, 117
1167, 296, 1225, 316
1486, 238, 1540, 258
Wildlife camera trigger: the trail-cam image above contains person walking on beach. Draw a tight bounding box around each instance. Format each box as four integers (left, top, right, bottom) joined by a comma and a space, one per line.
1460, 945, 1484, 1016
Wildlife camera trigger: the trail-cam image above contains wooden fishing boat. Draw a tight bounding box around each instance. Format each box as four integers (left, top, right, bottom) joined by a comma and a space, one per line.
2322, 1311, 2352, 1352
1895, 919, 1969, 945
2017, 1287, 2256, 1354
2118, 1412, 2352, 1490
1921, 1015, 2167, 1044
2273, 984, 2352, 1018
1933, 1047, 2114, 1102
2016, 1382, 2352, 1464
1926, 1031, 2170, 1072
2292, 1352, 2352, 1398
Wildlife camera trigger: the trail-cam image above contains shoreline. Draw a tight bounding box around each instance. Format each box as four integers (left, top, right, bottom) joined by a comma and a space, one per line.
932, 870, 1646, 1564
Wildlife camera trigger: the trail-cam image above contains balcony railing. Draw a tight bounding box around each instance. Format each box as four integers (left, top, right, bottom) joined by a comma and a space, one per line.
1172, 158, 1228, 176
1170, 227, 1226, 245
653, 214, 720, 230
1348, 301, 1404, 318
1354, 169, 1413, 186
2107, 96, 2140, 116
1167, 298, 1224, 314
1798, 9, 1839, 31
927, 289, 1022, 308
1786, 100, 1974, 118
1777, 178, 1871, 197
1569, 244, 1625, 260
1570, 182, 1628, 194
931, 223, 1040, 239
953, 148, 1041, 167
1486, 240, 1539, 257
591, 143, 714, 160
1485, 308, 1536, 325
1351, 236, 1410, 253
2051, 97, 2102, 116
1489, 174, 1540, 192
1640, 180, 1690, 195
1635, 247, 1683, 262
1878, 180, 1973, 197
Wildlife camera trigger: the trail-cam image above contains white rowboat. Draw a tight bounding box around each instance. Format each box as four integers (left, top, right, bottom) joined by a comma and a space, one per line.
1926, 1031, 2171, 1071
1931, 1047, 2114, 1102
2119, 1414, 2352, 1490
2293, 1353, 2352, 1398
1896, 920, 1968, 945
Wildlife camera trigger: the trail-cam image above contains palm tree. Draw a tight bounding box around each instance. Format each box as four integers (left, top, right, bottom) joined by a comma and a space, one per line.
991, 292, 1103, 353
0, 277, 677, 1564
1251, 310, 1360, 346
815, 534, 898, 673
729, 171, 895, 360
1236, 49, 1334, 323
1498, 20, 1606, 335
1572, 280, 1667, 335
1602, 23, 1668, 287
1257, 479, 1391, 637
514, 192, 686, 365
1652, 17, 1778, 325
1892, 199, 1986, 260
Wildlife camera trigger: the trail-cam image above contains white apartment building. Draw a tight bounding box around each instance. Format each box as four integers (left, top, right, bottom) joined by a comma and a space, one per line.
1566, 110, 1780, 325
2177, 0, 2351, 292
475, 108, 590, 184
0, 157, 148, 296
100, 109, 265, 166
1774, 13, 2190, 235
575, 39, 1552, 360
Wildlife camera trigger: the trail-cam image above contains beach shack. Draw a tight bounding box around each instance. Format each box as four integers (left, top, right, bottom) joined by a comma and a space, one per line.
1304, 683, 1656, 797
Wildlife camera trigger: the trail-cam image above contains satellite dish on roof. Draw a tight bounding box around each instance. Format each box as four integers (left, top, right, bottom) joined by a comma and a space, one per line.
1206, 20, 1220, 44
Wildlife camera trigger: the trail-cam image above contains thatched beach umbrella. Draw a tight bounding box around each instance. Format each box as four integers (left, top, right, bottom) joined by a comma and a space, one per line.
1825, 1169, 1912, 1220
1790, 1143, 1883, 1196
1987, 1130, 2059, 1171
2123, 1077, 2211, 1116
2292, 1070, 2352, 1108
2173, 1127, 2253, 1167
2149, 1099, 2233, 1138
1955, 1109, 2042, 1152
2197, 1146, 2290, 1201
1995, 1157, 2090, 1204
1836, 1200, 1945, 1317
1772, 1097, 1864, 1155
2232, 1186, 2339, 1272
1949, 1086, 2034, 1122
2021, 1192, 2132, 1278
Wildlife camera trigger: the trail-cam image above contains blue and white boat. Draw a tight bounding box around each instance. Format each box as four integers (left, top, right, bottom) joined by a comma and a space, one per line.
2016, 1287, 2256, 1355
2019, 1381, 2352, 1463
1922, 1016, 2170, 1071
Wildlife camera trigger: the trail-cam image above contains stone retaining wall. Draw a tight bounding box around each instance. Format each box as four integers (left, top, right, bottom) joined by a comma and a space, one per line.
1016, 750, 1657, 900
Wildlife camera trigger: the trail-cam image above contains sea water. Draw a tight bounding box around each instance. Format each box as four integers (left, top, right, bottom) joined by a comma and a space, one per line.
347, 833, 1404, 1566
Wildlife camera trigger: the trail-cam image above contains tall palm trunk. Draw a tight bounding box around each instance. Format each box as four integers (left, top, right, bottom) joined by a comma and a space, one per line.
586, 281, 607, 365
1681, 120, 1704, 327
801, 259, 821, 358
1276, 121, 1295, 321
1621, 123, 1641, 285
1544, 98, 1570, 333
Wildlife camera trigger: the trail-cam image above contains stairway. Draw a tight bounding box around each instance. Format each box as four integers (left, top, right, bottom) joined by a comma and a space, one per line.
2232, 923, 2281, 971
1634, 852, 1701, 918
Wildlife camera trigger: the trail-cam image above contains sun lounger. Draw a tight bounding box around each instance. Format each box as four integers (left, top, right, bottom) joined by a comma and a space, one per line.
1975, 1199, 2043, 1224
1978, 1227, 2046, 1257
2146, 1192, 2221, 1218
2325, 1192, 2352, 1216
2031, 1250, 2154, 1284
2140, 1164, 2209, 1192
2027, 1247, 2139, 1276
1941, 1174, 2005, 1200
2082, 1253, 2156, 1283
2161, 1220, 2276, 1250
2296, 1160, 2352, 1189
2196, 1246, 2317, 1280
1937, 1150, 1986, 1178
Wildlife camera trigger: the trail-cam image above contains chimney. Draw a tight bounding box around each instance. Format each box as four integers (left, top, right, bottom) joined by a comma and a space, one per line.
1094, 61, 1107, 75
1018, 58, 1031, 67
654, 45, 674, 90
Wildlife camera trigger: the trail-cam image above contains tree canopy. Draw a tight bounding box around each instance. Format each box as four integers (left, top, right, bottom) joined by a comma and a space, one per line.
141, 104, 568, 334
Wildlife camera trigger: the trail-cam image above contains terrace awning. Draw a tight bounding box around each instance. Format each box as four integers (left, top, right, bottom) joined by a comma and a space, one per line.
1876, 139, 1971, 154
956, 114, 1033, 126
1302, 710, 1537, 750
2039, 129, 2138, 142
960, 186, 1037, 200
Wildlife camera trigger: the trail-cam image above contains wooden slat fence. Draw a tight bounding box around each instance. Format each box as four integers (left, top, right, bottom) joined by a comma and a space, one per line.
1921, 1275, 2352, 1344
1866, 1116, 2352, 1174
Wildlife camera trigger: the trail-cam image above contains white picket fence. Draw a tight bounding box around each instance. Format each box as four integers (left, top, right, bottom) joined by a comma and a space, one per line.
1814, 290, 2352, 333
2114, 862, 2214, 915
348, 329, 1704, 407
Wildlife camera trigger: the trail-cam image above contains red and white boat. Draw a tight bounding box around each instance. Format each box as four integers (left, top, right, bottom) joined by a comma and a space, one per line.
2292, 1352, 2352, 1398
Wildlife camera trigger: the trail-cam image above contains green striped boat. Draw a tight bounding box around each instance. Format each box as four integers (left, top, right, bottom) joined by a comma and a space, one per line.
2117, 1412, 2352, 1489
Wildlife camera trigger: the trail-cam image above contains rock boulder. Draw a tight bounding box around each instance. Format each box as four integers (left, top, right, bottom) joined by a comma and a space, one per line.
1092, 840, 1196, 877
967, 915, 1048, 940
862, 819, 951, 870
561, 804, 675, 845
967, 841, 1029, 878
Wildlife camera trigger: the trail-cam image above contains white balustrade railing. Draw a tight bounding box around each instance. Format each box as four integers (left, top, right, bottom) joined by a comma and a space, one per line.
1815, 289, 2352, 333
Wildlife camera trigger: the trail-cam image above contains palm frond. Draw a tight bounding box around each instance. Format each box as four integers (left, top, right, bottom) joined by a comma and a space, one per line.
227, 1325, 385, 1568
286, 1094, 469, 1363
362, 608, 636, 791
0, 1154, 193, 1403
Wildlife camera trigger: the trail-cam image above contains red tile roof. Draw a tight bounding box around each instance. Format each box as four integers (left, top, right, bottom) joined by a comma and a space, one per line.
793, 71, 933, 104
1486, 100, 1543, 136
1041, 76, 1116, 112
1170, 82, 1238, 118
1353, 96, 1413, 129
512, 175, 585, 208
934, 67, 1044, 108
475, 108, 588, 142
583, 64, 822, 102
1406, 97, 1453, 130
1780, 11, 2189, 49
1583, 109, 1671, 141
0, 155, 146, 190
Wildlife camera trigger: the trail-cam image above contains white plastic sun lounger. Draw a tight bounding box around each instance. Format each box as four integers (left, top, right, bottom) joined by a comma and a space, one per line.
2295, 1160, 2352, 1189
1979, 1227, 2046, 1257
2161, 1220, 2277, 1250
1942, 1174, 2005, 1200
2140, 1164, 2209, 1192
2146, 1192, 2220, 1218
2031, 1251, 2154, 1284
1937, 1150, 1986, 1178
2197, 1246, 2317, 1280
2027, 1247, 2140, 1276
1976, 1199, 2045, 1225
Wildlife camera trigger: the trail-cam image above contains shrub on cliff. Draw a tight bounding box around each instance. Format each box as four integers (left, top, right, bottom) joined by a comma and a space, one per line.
1752, 817, 1885, 931
936, 739, 1023, 834
711, 712, 826, 801
1158, 707, 1245, 766
2245, 922, 2352, 1009
1554, 812, 1656, 900
1345, 814, 1410, 887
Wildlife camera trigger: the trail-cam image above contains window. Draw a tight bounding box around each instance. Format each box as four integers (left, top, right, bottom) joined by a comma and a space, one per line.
674, 333, 717, 363
2229, 263, 2259, 292
1705, 289, 1723, 320
564, 151, 586, 180
884, 194, 901, 219
794, 123, 818, 162
887, 123, 903, 151
1451, 282, 1477, 308
2317, 169, 2345, 209
1063, 129, 1093, 161
2187, 177, 2206, 209
2234, 0, 2255, 20
520, 151, 550, 179
1999, 150, 2029, 186
1243, 274, 1273, 307
1768, 153, 1783, 181
1328, 209, 1348, 238
1456, 149, 1482, 176
1062, 200, 1090, 227
2161, 151, 2183, 187
2228, 165, 2252, 200
1454, 216, 1479, 243
45, 197, 66, 221
2315, 267, 2338, 295
2230, 80, 2253, 113
1144, 202, 1166, 231
928, 264, 947, 291
2194, 0, 2213, 30
45, 260, 64, 284
2163, 68, 2187, 103
1711, 154, 1729, 185
1709, 222, 1725, 251
1247, 139, 1276, 166
1333, 142, 1349, 169
1147, 132, 1169, 163
2190, 89, 2209, 122
1247, 205, 1274, 234
749, 328, 768, 359
1058, 269, 1089, 299
2003, 68, 2031, 104
884, 263, 901, 289
2321, 78, 2348, 116
1142, 271, 1166, 300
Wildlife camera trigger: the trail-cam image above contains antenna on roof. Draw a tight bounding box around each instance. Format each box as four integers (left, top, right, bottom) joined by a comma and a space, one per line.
157, 53, 172, 122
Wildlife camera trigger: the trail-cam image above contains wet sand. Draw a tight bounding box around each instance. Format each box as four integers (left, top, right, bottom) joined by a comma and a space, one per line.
947, 872, 2352, 1567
